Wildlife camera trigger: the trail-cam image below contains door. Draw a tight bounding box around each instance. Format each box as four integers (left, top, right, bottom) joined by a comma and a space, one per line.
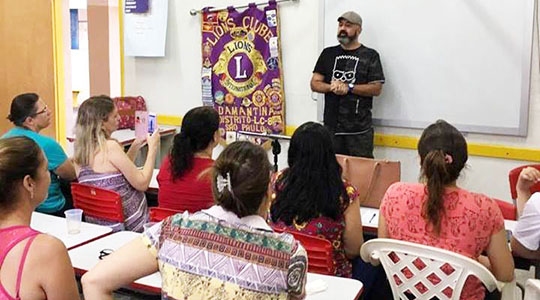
0, 0, 57, 138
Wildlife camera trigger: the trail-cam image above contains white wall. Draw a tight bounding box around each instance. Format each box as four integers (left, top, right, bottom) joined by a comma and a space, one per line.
124, 0, 320, 125
124, 0, 540, 202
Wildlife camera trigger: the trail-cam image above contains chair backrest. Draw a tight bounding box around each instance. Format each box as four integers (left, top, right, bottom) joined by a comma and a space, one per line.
360, 238, 500, 300
524, 279, 540, 300
71, 183, 124, 223
149, 207, 180, 222
272, 226, 335, 275
508, 164, 540, 200
493, 198, 517, 220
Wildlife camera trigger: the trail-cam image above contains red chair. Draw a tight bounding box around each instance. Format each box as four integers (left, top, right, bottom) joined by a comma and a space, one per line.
71, 183, 124, 223
509, 164, 540, 200
149, 207, 181, 222
272, 226, 335, 275
493, 198, 517, 220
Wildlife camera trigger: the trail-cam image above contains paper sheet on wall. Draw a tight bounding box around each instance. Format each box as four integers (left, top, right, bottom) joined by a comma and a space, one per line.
124, 0, 168, 57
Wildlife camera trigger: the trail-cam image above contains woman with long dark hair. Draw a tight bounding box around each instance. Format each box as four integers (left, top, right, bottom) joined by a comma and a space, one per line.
379, 120, 514, 299
157, 106, 220, 212
270, 121, 363, 278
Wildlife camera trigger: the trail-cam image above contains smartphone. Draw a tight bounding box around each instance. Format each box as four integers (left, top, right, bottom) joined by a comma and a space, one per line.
148, 112, 157, 134
135, 111, 148, 139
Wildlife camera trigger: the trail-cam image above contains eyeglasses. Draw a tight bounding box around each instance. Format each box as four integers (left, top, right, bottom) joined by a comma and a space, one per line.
31, 105, 48, 117
98, 248, 114, 260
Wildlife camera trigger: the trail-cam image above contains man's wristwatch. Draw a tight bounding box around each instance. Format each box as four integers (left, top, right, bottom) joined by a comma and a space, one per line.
348, 83, 354, 93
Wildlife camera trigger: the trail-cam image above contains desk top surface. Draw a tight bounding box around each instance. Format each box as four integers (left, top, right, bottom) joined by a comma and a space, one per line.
68, 231, 160, 290
68, 126, 177, 145
360, 206, 379, 230
149, 168, 159, 191
30, 212, 112, 250
360, 207, 518, 232
111, 126, 177, 145
504, 219, 516, 232
68, 231, 363, 298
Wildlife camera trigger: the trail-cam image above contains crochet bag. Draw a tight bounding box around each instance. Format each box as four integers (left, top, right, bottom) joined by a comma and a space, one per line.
113, 96, 147, 129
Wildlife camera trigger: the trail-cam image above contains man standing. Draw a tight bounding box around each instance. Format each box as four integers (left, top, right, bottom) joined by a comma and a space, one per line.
311, 11, 385, 158
2, 93, 76, 216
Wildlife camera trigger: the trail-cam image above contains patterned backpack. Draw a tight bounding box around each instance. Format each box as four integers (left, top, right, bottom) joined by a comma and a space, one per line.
112, 96, 147, 129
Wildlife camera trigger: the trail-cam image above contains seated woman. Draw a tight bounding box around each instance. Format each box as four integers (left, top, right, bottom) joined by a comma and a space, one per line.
3, 93, 76, 216
510, 166, 540, 259
270, 122, 363, 278
157, 106, 220, 212
379, 120, 514, 300
73, 95, 160, 232
81, 141, 307, 299
0, 136, 79, 299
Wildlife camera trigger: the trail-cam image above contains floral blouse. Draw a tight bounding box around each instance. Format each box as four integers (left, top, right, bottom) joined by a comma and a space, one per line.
269, 169, 359, 278
380, 182, 504, 300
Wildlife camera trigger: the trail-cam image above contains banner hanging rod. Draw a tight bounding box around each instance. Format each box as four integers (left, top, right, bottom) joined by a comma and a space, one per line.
190, 0, 299, 16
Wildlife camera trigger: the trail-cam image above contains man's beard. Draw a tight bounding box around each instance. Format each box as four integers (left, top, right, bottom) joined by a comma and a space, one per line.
337, 31, 356, 46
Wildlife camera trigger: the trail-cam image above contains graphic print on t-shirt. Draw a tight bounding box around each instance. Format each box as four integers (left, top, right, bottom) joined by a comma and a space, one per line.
332, 55, 359, 83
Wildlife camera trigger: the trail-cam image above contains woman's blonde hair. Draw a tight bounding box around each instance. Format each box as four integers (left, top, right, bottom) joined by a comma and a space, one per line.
73, 95, 116, 166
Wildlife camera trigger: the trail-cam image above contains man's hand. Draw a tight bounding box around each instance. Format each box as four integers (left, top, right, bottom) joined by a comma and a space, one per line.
330, 80, 348, 95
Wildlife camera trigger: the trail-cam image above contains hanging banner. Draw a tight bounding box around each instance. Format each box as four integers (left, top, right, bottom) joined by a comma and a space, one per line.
201, 1, 286, 143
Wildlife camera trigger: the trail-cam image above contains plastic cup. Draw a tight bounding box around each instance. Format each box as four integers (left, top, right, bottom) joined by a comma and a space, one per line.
64, 209, 83, 234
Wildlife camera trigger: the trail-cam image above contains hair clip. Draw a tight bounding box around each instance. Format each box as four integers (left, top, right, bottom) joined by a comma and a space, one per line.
216, 172, 232, 193
444, 154, 453, 164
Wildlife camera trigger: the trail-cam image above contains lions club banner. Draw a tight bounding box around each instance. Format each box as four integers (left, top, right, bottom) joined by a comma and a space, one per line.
201, 1, 285, 141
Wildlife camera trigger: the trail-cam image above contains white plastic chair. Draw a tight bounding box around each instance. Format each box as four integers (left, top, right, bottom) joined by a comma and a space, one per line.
524, 279, 540, 300
360, 238, 517, 300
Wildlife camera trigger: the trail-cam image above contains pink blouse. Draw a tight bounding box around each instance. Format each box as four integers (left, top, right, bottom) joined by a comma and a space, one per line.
380, 182, 504, 300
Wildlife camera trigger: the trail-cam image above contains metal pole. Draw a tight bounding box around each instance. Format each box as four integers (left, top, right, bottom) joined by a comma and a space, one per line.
190, 0, 299, 16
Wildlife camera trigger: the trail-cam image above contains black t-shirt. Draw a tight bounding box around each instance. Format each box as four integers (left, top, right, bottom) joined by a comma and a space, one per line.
313, 45, 385, 133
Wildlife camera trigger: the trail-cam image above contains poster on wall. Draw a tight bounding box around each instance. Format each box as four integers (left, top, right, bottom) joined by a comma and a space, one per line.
201, 1, 286, 144
124, 0, 168, 57
70, 9, 79, 49
125, 0, 149, 13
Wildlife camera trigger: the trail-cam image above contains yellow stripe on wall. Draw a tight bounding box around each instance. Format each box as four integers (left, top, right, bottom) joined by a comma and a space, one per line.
374, 133, 540, 162
467, 143, 540, 162
157, 115, 182, 126
157, 114, 540, 162
52, 0, 66, 148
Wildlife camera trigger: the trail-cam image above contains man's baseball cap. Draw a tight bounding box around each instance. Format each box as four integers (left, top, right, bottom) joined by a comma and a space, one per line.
338, 11, 362, 26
